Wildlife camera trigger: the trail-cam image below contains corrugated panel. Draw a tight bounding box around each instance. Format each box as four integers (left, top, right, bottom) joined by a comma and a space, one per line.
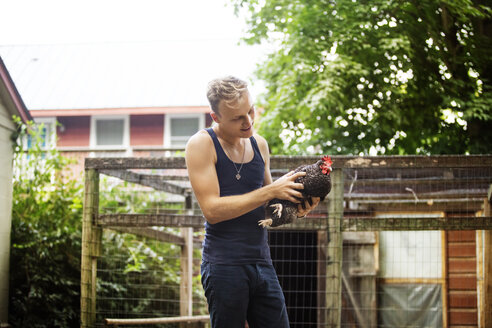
0, 40, 265, 110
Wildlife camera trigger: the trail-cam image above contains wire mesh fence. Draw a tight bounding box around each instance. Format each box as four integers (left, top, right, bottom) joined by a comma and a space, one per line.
81, 155, 492, 328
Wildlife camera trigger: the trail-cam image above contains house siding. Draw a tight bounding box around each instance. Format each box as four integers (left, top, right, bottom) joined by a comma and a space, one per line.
0, 100, 15, 323
130, 114, 164, 146
47, 112, 212, 150
54, 112, 211, 176
57, 116, 90, 147
205, 113, 213, 127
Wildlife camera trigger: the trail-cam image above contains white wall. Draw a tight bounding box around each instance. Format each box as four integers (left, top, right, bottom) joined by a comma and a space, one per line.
0, 100, 15, 323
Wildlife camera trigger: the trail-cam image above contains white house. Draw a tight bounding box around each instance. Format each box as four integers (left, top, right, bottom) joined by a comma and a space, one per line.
0, 56, 32, 325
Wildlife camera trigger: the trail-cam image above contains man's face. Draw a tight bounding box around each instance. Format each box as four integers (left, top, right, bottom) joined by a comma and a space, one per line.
214, 91, 256, 139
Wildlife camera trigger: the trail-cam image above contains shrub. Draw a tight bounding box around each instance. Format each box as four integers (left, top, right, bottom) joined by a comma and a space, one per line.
9, 118, 205, 326
9, 118, 83, 327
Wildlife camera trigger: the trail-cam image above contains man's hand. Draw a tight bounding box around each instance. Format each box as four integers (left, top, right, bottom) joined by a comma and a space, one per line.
269, 170, 306, 203
297, 197, 321, 218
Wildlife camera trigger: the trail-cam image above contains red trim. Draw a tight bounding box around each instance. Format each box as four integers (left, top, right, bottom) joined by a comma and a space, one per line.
0, 57, 32, 122
30, 106, 210, 117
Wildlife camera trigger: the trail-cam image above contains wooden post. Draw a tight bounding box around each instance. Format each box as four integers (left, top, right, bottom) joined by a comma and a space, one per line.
484, 185, 491, 328
317, 230, 328, 328
180, 193, 194, 326
104, 315, 210, 325
325, 169, 344, 327
180, 228, 193, 316
81, 169, 100, 328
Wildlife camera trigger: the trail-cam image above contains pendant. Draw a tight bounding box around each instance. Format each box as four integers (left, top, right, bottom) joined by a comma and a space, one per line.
236, 173, 241, 180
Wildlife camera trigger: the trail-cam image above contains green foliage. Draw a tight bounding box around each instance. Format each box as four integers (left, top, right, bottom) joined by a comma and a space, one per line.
235, 0, 492, 155
9, 118, 206, 326
97, 182, 207, 321
98, 227, 206, 323
96, 230, 182, 321
9, 118, 83, 327
97, 182, 183, 321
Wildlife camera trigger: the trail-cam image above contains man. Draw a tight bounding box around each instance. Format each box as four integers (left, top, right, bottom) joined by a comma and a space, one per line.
185, 76, 320, 328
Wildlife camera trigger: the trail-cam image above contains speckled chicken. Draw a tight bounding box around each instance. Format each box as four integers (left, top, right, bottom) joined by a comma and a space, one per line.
258, 156, 333, 228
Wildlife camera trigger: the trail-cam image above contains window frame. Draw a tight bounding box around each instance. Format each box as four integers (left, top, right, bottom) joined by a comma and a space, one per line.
25, 117, 57, 150
90, 115, 130, 150
163, 113, 204, 149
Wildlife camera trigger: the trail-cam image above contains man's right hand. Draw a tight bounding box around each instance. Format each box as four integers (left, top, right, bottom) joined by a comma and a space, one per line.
269, 171, 306, 203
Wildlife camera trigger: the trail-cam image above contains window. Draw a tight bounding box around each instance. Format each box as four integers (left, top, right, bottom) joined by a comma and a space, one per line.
164, 114, 204, 148
26, 117, 56, 150
90, 116, 129, 149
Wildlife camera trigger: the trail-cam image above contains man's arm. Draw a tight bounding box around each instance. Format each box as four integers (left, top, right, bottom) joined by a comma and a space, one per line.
185, 131, 305, 224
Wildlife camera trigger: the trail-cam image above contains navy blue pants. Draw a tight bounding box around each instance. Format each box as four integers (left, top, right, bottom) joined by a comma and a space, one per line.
201, 262, 290, 328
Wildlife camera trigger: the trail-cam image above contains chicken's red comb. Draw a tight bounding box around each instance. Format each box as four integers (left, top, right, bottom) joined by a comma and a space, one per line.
320, 155, 333, 175
322, 156, 333, 166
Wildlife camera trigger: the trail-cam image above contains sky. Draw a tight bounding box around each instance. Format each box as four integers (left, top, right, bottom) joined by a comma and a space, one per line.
0, 0, 269, 108
0, 0, 248, 45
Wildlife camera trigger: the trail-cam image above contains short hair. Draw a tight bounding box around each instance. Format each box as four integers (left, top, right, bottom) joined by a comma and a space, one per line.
206, 76, 248, 114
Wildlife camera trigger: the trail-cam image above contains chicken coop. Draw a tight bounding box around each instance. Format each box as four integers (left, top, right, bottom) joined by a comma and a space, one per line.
81, 155, 492, 328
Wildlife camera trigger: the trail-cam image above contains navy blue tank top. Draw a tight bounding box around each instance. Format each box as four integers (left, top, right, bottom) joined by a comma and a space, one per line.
202, 128, 272, 265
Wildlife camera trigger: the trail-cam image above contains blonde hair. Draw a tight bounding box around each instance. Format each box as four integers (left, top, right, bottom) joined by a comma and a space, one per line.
206, 76, 248, 114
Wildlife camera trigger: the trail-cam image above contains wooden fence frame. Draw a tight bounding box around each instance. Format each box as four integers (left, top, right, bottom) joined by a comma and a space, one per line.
81, 155, 492, 328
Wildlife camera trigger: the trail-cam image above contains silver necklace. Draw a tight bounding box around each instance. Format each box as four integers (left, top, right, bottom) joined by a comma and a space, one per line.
224, 139, 246, 180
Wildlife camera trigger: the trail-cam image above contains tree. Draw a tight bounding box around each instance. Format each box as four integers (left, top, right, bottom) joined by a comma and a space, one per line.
234, 0, 492, 155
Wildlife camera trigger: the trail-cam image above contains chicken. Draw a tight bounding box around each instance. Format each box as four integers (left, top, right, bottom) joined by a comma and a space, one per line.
259, 156, 333, 228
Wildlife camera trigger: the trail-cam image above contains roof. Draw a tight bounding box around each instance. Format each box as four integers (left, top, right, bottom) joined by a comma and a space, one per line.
28, 106, 210, 117
0, 40, 265, 111
0, 56, 32, 122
